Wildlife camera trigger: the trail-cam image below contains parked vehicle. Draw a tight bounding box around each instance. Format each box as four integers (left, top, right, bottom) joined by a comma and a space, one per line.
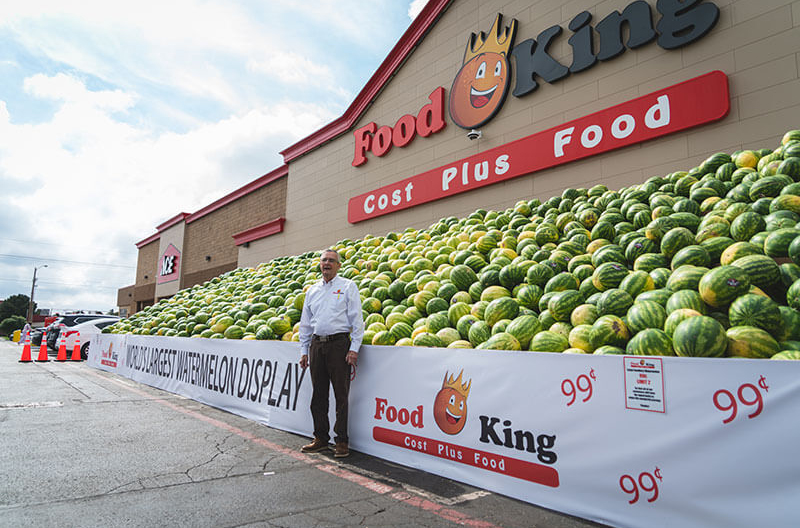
58, 318, 119, 359
45, 314, 120, 349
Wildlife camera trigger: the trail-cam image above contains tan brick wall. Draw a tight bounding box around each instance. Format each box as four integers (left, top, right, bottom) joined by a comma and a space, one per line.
183, 177, 287, 278
247, 0, 800, 262
154, 222, 186, 299
135, 241, 159, 288
116, 284, 135, 316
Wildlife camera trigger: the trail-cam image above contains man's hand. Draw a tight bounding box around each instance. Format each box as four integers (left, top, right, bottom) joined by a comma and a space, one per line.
299, 354, 308, 369
346, 350, 358, 367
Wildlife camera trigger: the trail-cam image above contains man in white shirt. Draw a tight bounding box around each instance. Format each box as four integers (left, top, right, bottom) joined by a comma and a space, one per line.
298, 249, 364, 457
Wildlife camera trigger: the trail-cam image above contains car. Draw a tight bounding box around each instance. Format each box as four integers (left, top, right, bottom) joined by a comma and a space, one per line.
46, 314, 120, 350
58, 318, 120, 359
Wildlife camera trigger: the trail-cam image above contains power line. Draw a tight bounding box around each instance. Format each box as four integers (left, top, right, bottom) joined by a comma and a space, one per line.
0, 254, 135, 269
0, 278, 122, 291
0, 237, 134, 255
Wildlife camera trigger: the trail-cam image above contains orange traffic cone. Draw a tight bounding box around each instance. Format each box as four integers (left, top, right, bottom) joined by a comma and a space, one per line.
19, 331, 32, 363
70, 332, 82, 361
55, 329, 68, 362
35, 329, 50, 362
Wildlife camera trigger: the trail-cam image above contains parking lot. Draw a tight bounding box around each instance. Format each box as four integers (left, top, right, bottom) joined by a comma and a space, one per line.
0, 340, 605, 528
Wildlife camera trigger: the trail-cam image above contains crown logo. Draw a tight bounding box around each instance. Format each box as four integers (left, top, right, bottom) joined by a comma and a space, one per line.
463, 14, 518, 64
442, 370, 472, 398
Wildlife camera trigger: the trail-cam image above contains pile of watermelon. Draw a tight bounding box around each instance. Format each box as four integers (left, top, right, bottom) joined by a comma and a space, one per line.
107, 130, 800, 359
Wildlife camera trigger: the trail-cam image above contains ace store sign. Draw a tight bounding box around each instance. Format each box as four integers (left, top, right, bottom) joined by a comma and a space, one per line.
349, 0, 722, 222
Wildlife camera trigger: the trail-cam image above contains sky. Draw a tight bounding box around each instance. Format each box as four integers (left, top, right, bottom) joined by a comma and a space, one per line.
0, 0, 428, 314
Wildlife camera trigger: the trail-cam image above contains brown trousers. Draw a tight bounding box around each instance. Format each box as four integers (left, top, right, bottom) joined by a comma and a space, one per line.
309, 335, 351, 444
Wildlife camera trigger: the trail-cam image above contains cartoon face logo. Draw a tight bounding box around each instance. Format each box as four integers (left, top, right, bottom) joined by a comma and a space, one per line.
433, 370, 472, 435
449, 14, 517, 130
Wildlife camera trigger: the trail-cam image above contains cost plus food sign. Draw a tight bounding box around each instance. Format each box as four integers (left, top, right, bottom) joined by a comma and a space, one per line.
348, 0, 724, 223
372, 370, 560, 488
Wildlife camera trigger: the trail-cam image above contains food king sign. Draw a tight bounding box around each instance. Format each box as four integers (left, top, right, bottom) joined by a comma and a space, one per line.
348, 0, 723, 222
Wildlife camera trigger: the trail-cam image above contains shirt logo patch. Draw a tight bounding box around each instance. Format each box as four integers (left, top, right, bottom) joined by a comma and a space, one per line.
333, 289, 343, 299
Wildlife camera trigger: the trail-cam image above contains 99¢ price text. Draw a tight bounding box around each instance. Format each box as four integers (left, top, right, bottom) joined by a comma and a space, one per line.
712, 376, 768, 424
619, 467, 662, 504
561, 369, 596, 407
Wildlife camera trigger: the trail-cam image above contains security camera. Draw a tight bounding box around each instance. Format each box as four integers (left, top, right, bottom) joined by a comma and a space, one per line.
467, 129, 482, 140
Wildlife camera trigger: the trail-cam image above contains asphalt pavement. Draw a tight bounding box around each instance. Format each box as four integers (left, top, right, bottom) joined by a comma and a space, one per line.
0, 339, 608, 528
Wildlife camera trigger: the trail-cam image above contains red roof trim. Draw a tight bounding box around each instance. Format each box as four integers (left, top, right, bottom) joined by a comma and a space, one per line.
135, 233, 160, 248
186, 165, 288, 224
156, 212, 190, 232
279, 0, 453, 163
232, 217, 285, 246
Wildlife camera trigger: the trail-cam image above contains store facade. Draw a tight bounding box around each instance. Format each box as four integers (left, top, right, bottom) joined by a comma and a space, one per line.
120, 0, 800, 312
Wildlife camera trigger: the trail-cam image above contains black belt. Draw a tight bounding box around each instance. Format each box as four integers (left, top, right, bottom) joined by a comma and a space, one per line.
312, 332, 350, 342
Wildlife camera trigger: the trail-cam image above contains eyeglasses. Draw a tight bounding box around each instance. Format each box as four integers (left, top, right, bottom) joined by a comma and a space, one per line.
320, 258, 339, 263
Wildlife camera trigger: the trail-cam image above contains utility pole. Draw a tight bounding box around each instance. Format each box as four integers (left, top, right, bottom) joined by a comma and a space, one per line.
27, 265, 47, 323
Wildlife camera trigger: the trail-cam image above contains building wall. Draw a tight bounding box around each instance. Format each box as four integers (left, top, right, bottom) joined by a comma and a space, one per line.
184, 176, 287, 274
133, 240, 159, 311
116, 284, 135, 317
247, 0, 800, 261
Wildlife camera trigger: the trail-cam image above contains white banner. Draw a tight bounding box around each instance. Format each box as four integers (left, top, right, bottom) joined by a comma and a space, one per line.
89, 335, 800, 528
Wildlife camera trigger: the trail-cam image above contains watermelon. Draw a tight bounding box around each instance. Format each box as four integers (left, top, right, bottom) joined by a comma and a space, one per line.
413, 332, 444, 348
596, 288, 634, 317
764, 228, 800, 257
619, 270, 654, 298
468, 321, 492, 347
548, 290, 584, 322
788, 278, 800, 311
592, 314, 630, 347
450, 264, 478, 291
719, 241, 763, 265
484, 297, 520, 326
481, 332, 522, 351
592, 262, 629, 291
730, 254, 781, 290
672, 316, 728, 357
636, 288, 672, 307
649, 268, 672, 289
697, 265, 751, 307
726, 326, 780, 359
633, 253, 670, 272
771, 350, 800, 360
529, 331, 569, 352
505, 315, 541, 348
660, 227, 695, 258
626, 328, 674, 356
728, 294, 782, 334
568, 324, 600, 352
666, 289, 707, 314
456, 314, 478, 339
571, 303, 599, 326
663, 308, 703, 337
671, 245, 711, 269
626, 301, 667, 334
545, 272, 580, 293
776, 306, 800, 342
666, 265, 708, 291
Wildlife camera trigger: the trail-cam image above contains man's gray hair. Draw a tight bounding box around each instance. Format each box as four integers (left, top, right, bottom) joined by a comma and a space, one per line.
321, 248, 341, 262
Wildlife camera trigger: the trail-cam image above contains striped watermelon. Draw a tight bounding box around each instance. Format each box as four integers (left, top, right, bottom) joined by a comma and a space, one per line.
771, 350, 800, 360
671, 245, 711, 269
764, 228, 800, 257
516, 284, 543, 310
592, 314, 630, 347
626, 328, 674, 356
548, 290, 584, 322
571, 303, 599, 326
484, 297, 520, 327
729, 293, 783, 335
526, 263, 555, 286
481, 285, 512, 302
597, 288, 634, 317
672, 316, 728, 357
776, 306, 800, 341
698, 266, 751, 307
529, 330, 569, 352
649, 268, 672, 289
626, 301, 667, 334
568, 324, 600, 352
633, 253, 670, 272
480, 332, 522, 351
660, 227, 696, 258
719, 241, 763, 265
666, 290, 708, 314
726, 326, 780, 358
663, 308, 703, 337
413, 332, 444, 348
450, 264, 478, 291
593, 345, 626, 355
636, 288, 672, 307
619, 270, 655, 298
505, 315, 541, 349
544, 272, 580, 293
730, 254, 781, 290
592, 262, 630, 291
468, 321, 492, 347
456, 314, 478, 339
666, 265, 709, 292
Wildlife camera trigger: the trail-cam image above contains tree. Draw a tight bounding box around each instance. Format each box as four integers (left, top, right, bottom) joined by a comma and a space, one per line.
0, 294, 33, 321
0, 315, 27, 336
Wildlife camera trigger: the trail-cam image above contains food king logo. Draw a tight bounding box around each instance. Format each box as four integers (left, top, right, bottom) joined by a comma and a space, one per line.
371, 368, 560, 488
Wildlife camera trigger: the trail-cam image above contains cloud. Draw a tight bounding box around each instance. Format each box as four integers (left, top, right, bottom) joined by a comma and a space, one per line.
408, 0, 428, 20
0, 73, 334, 310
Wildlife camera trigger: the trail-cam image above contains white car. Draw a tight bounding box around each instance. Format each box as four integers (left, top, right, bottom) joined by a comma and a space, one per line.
58, 318, 119, 359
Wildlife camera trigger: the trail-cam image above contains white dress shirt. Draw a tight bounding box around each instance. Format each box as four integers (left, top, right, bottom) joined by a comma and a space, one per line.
299, 275, 364, 355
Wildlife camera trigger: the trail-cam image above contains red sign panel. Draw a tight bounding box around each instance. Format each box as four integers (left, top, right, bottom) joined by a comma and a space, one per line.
348, 71, 729, 223
157, 243, 181, 284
